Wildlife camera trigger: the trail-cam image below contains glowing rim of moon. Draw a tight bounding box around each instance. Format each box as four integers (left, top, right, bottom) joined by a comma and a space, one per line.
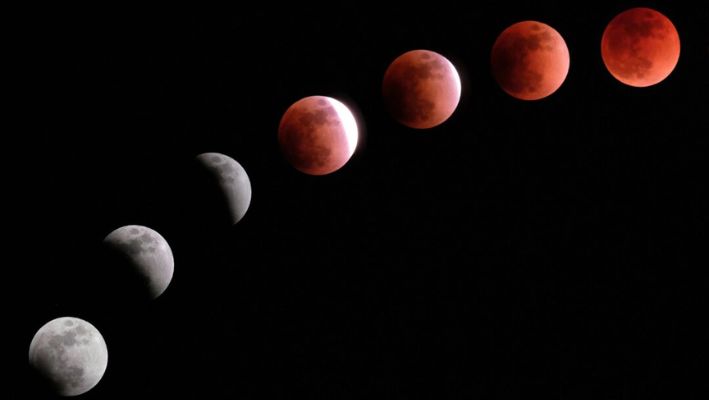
326, 97, 359, 155
445, 56, 462, 102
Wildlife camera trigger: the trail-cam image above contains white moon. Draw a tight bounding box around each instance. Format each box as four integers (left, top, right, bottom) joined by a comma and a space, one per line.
195, 152, 252, 225
103, 225, 174, 299
28, 317, 108, 397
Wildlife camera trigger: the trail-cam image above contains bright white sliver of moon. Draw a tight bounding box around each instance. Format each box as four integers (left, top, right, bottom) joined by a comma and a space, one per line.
448, 58, 462, 100
328, 97, 359, 155
448, 61, 463, 100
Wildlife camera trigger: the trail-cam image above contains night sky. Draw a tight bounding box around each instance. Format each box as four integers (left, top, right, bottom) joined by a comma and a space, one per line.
12, 2, 709, 398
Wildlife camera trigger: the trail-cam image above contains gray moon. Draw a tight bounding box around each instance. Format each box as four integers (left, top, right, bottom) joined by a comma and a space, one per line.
28, 317, 108, 397
103, 225, 174, 299
195, 152, 252, 225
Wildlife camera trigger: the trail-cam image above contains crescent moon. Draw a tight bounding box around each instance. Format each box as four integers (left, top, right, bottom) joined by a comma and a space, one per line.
195, 152, 252, 225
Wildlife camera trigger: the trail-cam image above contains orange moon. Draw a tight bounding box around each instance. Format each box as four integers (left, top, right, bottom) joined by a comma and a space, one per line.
382, 49, 461, 129
601, 7, 680, 87
491, 21, 570, 100
278, 96, 358, 175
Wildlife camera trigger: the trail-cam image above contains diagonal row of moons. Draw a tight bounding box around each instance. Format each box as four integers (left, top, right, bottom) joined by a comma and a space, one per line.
27, 7, 681, 396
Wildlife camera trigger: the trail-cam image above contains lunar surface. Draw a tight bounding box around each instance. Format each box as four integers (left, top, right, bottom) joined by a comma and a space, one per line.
103, 225, 174, 299
382, 49, 461, 129
491, 21, 570, 100
195, 152, 252, 225
601, 7, 680, 87
28, 317, 108, 397
278, 96, 358, 175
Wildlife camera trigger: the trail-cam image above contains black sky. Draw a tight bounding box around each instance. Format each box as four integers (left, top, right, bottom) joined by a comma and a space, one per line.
11, 2, 709, 398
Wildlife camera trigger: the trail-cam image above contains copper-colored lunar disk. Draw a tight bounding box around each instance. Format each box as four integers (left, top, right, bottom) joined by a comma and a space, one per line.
491, 21, 570, 100
278, 96, 358, 175
601, 7, 680, 87
382, 49, 461, 129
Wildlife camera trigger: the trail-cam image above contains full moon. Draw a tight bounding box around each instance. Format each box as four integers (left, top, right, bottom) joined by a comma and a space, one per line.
29, 317, 108, 397
601, 7, 680, 87
278, 96, 358, 175
491, 21, 570, 100
195, 152, 252, 225
382, 49, 461, 129
103, 225, 174, 299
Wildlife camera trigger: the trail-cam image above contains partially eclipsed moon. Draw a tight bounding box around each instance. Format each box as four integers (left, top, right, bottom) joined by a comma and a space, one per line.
103, 225, 174, 299
382, 49, 461, 129
601, 7, 680, 87
195, 152, 252, 225
29, 317, 108, 397
278, 96, 358, 175
491, 20, 570, 100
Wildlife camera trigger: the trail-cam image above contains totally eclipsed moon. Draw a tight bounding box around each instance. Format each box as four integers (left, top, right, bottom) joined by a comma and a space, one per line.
601, 7, 680, 87
491, 20, 570, 100
382, 49, 461, 129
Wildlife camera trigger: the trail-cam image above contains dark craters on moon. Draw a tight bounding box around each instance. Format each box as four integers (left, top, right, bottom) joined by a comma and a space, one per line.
630, 11, 666, 39
280, 103, 343, 170
49, 329, 78, 348
280, 118, 333, 170
63, 365, 85, 389
386, 57, 448, 125
297, 105, 340, 129
41, 326, 89, 389
203, 154, 238, 185
140, 232, 155, 244
122, 238, 145, 255
413, 56, 446, 80
279, 96, 354, 175
114, 228, 159, 255
47, 325, 88, 349
493, 27, 554, 95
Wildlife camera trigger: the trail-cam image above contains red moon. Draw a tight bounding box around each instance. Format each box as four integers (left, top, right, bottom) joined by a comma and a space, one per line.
382, 49, 461, 129
601, 7, 680, 87
278, 96, 358, 176
491, 21, 570, 100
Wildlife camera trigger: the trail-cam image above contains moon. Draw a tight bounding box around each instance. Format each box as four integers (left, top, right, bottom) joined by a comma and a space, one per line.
601, 7, 680, 87
103, 225, 174, 299
491, 20, 570, 100
28, 317, 108, 397
382, 49, 461, 129
195, 152, 252, 225
278, 95, 358, 175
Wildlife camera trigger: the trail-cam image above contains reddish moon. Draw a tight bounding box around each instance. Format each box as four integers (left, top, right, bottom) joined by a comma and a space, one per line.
601, 7, 680, 87
382, 49, 461, 129
491, 21, 570, 100
278, 96, 358, 175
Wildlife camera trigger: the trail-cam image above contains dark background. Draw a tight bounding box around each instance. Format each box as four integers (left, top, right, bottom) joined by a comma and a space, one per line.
10, 1, 709, 398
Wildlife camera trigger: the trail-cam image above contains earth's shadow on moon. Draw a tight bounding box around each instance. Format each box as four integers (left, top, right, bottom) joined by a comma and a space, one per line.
25, 361, 63, 398
186, 155, 245, 233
